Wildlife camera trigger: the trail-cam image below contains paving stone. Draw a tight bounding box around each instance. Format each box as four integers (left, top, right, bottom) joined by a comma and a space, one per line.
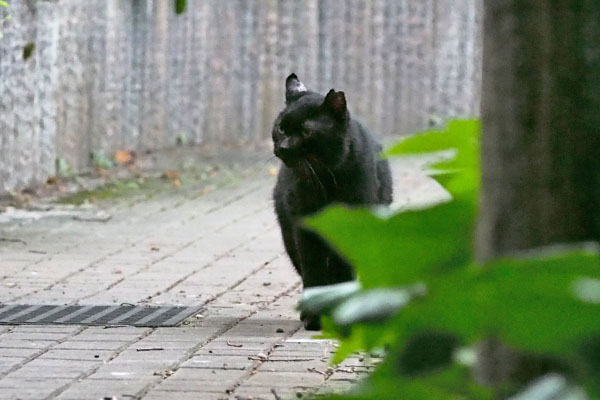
155, 369, 242, 392
0, 356, 27, 374
12, 358, 99, 369
88, 359, 178, 380
257, 356, 333, 373
181, 354, 252, 370
142, 327, 219, 342
167, 367, 245, 382
0, 158, 415, 398
7, 364, 89, 379
0, 347, 40, 358
0, 377, 72, 392
0, 386, 63, 400
241, 370, 325, 388
232, 385, 314, 400
130, 339, 202, 351
144, 391, 230, 400
195, 343, 269, 354
8, 325, 81, 334
54, 340, 129, 351
0, 339, 57, 349
112, 349, 187, 363
39, 348, 114, 362
54, 378, 151, 400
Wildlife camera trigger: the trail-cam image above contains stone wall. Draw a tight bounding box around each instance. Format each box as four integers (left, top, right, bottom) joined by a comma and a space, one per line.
0, 0, 482, 194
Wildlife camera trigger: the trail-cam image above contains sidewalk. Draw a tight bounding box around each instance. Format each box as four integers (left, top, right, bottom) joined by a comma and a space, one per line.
0, 150, 445, 400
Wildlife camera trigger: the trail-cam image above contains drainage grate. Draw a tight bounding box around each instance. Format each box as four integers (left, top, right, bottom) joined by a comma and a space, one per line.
0, 304, 202, 327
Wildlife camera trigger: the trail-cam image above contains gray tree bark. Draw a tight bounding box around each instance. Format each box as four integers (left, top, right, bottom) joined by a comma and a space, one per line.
476, 0, 600, 262
475, 0, 600, 392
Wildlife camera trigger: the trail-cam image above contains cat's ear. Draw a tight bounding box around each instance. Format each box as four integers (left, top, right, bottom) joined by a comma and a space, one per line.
322, 89, 347, 118
285, 73, 307, 103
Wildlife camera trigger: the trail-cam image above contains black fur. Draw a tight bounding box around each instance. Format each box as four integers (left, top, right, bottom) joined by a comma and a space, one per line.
272, 74, 393, 330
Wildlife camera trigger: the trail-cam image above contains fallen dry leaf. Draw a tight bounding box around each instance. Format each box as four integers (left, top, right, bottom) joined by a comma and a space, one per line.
151, 246, 160, 252
268, 167, 279, 176
173, 179, 181, 187
46, 176, 60, 185
153, 369, 174, 378
114, 149, 135, 165
162, 170, 180, 180
96, 168, 110, 178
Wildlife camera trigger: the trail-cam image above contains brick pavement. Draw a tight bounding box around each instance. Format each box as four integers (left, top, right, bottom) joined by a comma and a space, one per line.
0, 153, 445, 400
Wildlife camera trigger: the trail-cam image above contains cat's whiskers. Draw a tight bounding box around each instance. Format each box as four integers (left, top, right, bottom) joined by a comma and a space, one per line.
311, 155, 337, 190
304, 159, 327, 200
256, 154, 277, 175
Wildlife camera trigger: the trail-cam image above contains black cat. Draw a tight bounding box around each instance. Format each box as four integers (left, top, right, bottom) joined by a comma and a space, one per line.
272, 73, 393, 330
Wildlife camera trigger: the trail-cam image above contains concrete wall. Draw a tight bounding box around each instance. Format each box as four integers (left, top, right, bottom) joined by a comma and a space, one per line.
0, 0, 482, 194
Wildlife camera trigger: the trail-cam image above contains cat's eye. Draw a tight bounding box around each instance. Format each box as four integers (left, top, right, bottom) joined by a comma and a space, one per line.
302, 126, 314, 138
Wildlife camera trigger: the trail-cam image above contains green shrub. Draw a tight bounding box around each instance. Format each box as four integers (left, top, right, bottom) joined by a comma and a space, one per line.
299, 120, 600, 398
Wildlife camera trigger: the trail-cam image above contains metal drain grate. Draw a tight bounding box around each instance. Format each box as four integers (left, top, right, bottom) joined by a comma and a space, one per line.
0, 304, 202, 327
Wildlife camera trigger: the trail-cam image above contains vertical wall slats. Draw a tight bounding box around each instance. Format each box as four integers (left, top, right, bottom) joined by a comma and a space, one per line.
0, 0, 482, 195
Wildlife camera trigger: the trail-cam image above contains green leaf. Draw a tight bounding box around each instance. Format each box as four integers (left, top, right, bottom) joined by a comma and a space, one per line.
510, 375, 588, 400
304, 196, 476, 289
175, 0, 186, 14
332, 286, 425, 326
55, 157, 72, 177
384, 119, 480, 197
393, 247, 600, 366
316, 363, 492, 400
0, 1, 8, 8
384, 119, 479, 169
297, 281, 361, 316
91, 151, 114, 170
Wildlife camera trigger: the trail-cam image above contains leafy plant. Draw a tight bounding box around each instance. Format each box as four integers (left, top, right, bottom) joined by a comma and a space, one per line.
90, 150, 114, 170
0, 0, 10, 28
175, 0, 186, 15
299, 120, 600, 398
55, 157, 72, 178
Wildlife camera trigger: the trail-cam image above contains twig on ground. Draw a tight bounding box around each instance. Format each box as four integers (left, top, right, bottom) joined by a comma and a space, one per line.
271, 388, 282, 400
136, 347, 164, 352
0, 237, 27, 245
247, 356, 316, 362
307, 367, 328, 376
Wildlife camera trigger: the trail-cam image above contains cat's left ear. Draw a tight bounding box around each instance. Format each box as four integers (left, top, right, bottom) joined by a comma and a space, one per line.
285, 73, 307, 103
322, 89, 347, 118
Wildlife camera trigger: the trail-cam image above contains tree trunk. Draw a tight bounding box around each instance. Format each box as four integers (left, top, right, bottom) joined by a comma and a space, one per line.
476, 0, 600, 262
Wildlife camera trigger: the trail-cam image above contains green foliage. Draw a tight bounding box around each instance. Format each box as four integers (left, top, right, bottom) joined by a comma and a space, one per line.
22, 41, 35, 60
175, 0, 186, 15
55, 157, 72, 178
90, 150, 114, 170
299, 120, 600, 398
0, 0, 10, 27
298, 281, 361, 316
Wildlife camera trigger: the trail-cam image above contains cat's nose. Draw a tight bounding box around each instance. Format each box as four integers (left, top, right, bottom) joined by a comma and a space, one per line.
275, 138, 292, 158
279, 137, 292, 150
274, 140, 298, 165
274, 145, 292, 160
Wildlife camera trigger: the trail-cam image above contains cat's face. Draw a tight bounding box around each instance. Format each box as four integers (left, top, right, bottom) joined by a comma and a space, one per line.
272, 74, 349, 168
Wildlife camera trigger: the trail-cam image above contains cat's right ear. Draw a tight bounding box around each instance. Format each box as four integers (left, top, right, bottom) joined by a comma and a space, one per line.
285, 73, 307, 103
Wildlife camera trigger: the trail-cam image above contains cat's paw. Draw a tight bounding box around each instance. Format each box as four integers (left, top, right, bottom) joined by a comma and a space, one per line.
300, 312, 321, 331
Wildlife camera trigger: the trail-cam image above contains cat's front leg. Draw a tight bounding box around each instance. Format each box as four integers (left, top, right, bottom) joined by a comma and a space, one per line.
295, 229, 354, 330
